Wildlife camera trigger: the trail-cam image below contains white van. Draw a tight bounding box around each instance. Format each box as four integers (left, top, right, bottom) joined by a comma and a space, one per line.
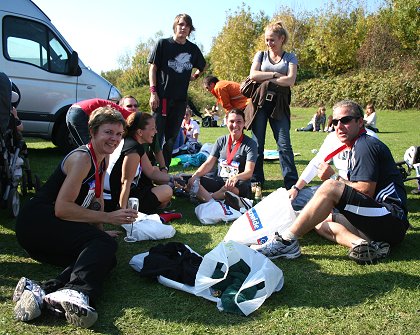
0, 0, 122, 151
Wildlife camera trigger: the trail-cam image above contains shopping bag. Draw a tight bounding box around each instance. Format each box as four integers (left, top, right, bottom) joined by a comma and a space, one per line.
224, 188, 296, 245
195, 240, 284, 316
121, 212, 176, 241
195, 199, 242, 224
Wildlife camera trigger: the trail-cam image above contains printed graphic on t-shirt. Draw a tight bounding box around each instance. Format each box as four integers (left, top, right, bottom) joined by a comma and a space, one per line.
81, 180, 96, 208
168, 53, 193, 73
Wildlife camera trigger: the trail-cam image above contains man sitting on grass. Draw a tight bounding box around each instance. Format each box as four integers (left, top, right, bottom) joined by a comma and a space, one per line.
253, 100, 409, 264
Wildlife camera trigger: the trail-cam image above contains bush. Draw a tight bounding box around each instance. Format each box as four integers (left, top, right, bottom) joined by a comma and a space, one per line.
292, 67, 420, 109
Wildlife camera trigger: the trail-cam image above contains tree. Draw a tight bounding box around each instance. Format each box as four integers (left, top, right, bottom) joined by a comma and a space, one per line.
383, 0, 419, 52
300, 0, 367, 75
116, 32, 163, 92
209, 5, 268, 82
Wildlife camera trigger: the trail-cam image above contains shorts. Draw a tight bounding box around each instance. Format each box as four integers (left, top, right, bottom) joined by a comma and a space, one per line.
336, 185, 409, 245
200, 174, 251, 198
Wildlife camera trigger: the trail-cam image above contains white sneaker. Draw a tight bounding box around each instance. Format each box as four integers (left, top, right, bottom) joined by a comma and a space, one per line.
13, 277, 45, 322
251, 233, 301, 259
44, 289, 98, 328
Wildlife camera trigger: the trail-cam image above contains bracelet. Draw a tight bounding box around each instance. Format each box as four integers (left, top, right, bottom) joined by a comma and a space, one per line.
159, 166, 168, 171
292, 185, 301, 192
149, 85, 157, 93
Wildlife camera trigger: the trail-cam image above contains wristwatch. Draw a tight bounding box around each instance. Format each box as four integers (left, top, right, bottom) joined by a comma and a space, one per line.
159, 166, 169, 172
292, 185, 301, 192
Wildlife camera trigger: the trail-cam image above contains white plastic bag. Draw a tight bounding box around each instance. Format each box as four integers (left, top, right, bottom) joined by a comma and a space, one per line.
195, 240, 284, 316
224, 188, 296, 245
129, 241, 283, 315
195, 199, 242, 225
122, 212, 176, 241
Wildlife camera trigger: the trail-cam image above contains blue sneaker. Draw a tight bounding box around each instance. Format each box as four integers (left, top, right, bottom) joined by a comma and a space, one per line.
251, 233, 301, 259
13, 277, 45, 322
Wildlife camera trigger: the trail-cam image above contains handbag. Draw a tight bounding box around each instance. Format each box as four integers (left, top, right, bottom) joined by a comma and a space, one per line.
240, 51, 264, 98
240, 76, 260, 98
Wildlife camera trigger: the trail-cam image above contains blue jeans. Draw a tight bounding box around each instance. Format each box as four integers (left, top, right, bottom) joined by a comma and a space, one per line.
251, 106, 298, 189
66, 106, 89, 146
291, 185, 319, 210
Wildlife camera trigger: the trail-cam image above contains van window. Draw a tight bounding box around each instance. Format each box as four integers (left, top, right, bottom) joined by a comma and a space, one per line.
3, 16, 70, 74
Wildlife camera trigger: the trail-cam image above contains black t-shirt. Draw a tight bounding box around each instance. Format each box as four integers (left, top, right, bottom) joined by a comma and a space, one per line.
109, 137, 146, 204
148, 37, 206, 100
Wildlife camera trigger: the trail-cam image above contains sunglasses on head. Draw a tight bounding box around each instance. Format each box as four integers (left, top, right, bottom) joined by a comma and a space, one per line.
126, 104, 138, 108
332, 115, 359, 126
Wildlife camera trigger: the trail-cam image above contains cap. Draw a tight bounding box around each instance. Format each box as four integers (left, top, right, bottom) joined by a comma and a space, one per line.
11, 91, 19, 103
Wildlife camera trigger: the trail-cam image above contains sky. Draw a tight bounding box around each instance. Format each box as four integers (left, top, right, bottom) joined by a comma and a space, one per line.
32, 0, 383, 74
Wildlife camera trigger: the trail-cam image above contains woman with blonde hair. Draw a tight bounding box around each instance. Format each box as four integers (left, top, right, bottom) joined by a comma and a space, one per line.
245, 21, 298, 189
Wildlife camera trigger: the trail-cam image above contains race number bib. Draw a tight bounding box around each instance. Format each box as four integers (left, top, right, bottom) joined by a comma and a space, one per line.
219, 159, 239, 178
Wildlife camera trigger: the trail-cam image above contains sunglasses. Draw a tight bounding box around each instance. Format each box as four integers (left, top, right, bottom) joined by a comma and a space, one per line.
332, 115, 359, 126
126, 104, 138, 108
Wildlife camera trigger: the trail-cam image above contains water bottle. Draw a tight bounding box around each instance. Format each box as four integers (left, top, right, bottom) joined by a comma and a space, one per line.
189, 177, 200, 200
254, 184, 262, 204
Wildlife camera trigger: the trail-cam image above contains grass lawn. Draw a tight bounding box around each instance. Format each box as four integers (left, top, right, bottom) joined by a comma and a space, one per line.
1, 107, 419, 335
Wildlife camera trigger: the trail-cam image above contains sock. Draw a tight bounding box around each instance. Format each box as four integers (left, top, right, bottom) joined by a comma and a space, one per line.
159, 212, 182, 223
352, 238, 367, 246
281, 230, 297, 241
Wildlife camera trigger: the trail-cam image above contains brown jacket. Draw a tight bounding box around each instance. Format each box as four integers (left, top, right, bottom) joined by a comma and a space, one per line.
244, 81, 291, 130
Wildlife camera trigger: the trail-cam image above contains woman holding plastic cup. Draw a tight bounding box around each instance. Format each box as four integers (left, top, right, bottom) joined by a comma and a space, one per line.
13, 107, 138, 328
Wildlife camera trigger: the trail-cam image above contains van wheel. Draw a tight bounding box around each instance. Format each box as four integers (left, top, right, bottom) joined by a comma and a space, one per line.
54, 120, 77, 153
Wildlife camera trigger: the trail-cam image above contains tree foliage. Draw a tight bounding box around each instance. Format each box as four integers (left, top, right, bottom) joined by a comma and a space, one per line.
208, 5, 268, 82
103, 0, 419, 110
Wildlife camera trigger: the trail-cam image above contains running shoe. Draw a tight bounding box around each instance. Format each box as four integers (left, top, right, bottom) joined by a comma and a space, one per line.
224, 191, 253, 212
348, 240, 390, 265
251, 233, 301, 259
44, 289, 98, 328
13, 277, 45, 322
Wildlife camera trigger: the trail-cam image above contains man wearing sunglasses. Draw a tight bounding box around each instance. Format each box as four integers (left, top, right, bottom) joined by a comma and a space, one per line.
253, 100, 409, 264
289, 122, 379, 211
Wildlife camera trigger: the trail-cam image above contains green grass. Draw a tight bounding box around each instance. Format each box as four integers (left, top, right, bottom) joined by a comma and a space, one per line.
1, 108, 419, 335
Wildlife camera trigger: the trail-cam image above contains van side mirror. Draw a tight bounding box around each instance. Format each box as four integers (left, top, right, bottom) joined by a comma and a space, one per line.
68, 51, 82, 76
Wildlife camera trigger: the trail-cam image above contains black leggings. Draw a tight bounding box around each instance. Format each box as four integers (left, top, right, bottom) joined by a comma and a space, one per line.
15, 198, 118, 303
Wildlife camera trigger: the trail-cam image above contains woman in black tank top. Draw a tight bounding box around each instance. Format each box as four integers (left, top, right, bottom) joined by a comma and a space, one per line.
13, 107, 138, 328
